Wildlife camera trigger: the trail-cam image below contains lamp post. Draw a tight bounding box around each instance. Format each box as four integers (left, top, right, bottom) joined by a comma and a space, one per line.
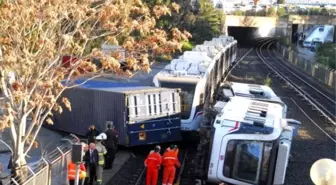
71, 143, 84, 185
310, 158, 336, 185
74, 163, 80, 185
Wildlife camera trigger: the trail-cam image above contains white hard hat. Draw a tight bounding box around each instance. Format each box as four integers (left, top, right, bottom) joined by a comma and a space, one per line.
96, 133, 107, 140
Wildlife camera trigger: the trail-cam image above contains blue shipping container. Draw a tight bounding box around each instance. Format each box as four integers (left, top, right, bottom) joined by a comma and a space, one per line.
51, 79, 182, 146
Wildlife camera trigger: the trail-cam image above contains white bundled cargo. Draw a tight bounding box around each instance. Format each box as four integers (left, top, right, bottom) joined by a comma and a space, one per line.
202, 40, 225, 52
153, 35, 238, 131
193, 45, 221, 58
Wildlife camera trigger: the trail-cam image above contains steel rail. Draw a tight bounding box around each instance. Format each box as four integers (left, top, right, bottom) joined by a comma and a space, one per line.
223, 37, 269, 82
256, 39, 336, 125
264, 41, 336, 123
174, 149, 189, 185
134, 149, 189, 185
266, 44, 335, 103
265, 42, 335, 120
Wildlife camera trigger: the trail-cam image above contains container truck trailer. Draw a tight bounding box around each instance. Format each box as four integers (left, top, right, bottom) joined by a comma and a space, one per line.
49, 79, 182, 147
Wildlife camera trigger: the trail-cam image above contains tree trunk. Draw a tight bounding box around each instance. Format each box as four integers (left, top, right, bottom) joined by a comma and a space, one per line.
222, 24, 228, 36
12, 157, 28, 185
11, 118, 29, 184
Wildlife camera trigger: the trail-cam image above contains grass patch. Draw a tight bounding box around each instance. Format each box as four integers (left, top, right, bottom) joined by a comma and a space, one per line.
264, 74, 272, 87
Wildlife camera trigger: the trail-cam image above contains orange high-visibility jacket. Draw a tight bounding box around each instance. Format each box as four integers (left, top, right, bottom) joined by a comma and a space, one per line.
162, 150, 181, 168
145, 152, 162, 169
166, 148, 179, 157
68, 160, 86, 180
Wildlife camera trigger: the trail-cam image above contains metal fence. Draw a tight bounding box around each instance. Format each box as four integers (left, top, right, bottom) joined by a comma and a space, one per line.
275, 43, 336, 88
5, 134, 80, 185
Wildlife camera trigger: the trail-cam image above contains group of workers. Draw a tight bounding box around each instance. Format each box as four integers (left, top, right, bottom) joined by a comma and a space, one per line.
66, 124, 222, 185
68, 124, 118, 185
145, 145, 227, 185
144, 145, 181, 185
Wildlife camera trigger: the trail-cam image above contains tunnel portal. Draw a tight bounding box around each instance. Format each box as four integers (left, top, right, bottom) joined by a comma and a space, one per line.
227, 26, 260, 47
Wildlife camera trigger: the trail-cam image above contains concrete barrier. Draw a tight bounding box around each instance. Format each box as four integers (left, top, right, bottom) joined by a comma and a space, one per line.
306, 62, 313, 76
297, 58, 306, 71
331, 71, 336, 88
314, 65, 328, 84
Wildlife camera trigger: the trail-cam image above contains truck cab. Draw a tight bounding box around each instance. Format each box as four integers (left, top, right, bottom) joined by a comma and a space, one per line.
207, 97, 301, 185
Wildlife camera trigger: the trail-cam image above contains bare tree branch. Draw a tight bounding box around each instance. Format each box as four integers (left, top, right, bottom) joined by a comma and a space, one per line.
0, 0, 191, 169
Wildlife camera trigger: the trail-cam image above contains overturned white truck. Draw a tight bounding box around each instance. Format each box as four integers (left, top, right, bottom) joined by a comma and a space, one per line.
193, 83, 301, 185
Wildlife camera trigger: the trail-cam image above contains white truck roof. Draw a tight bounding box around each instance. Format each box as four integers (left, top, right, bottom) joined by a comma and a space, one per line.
224, 82, 283, 102
215, 96, 284, 130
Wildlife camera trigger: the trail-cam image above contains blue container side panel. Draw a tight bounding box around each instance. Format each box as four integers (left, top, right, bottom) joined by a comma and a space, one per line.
92, 90, 128, 146
51, 88, 96, 136
50, 88, 127, 146
127, 117, 181, 146
62, 78, 147, 90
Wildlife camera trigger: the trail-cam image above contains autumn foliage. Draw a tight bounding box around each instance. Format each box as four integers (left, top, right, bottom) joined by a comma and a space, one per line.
0, 0, 190, 169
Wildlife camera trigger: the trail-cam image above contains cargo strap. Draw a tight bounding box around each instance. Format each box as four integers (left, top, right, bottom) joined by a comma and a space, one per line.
98, 152, 105, 165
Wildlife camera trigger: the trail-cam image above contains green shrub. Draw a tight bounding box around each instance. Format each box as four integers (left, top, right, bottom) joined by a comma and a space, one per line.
316, 43, 336, 69
182, 41, 195, 51
266, 7, 276, 17
277, 7, 286, 17
234, 10, 245, 16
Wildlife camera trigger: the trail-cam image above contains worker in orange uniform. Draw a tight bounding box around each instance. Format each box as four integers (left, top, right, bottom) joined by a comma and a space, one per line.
165, 145, 179, 156
162, 145, 181, 185
68, 160, 87, 185
145, 145, 162, 185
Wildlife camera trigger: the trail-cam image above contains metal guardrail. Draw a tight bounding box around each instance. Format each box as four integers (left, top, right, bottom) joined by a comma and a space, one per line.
225, 7, 336, 17
4, 134, 80, 185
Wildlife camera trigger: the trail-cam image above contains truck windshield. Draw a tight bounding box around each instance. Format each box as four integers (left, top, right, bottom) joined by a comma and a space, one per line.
223, 140, 273, 184
159, 82, 196, 119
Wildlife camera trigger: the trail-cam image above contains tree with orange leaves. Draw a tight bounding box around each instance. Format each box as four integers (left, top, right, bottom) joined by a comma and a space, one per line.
0, 0, 190, 182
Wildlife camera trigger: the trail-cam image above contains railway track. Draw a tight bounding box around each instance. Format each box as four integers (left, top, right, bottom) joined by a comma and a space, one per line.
107, 38, 336, 185
136, 149, 190, 185
107, 144, 193, 185
106, 153, 146, 185
227, 39, 335, 185
257, 39, 336, 125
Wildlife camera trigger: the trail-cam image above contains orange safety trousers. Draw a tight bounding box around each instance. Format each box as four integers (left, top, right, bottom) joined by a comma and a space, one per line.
146, 167, 159, 185
162, 166, 176, 185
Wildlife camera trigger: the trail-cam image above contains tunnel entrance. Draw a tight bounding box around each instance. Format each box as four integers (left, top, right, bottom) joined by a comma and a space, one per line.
227, 27, 259, 47
291, 24, 298, 43
334, 25, 336, 43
